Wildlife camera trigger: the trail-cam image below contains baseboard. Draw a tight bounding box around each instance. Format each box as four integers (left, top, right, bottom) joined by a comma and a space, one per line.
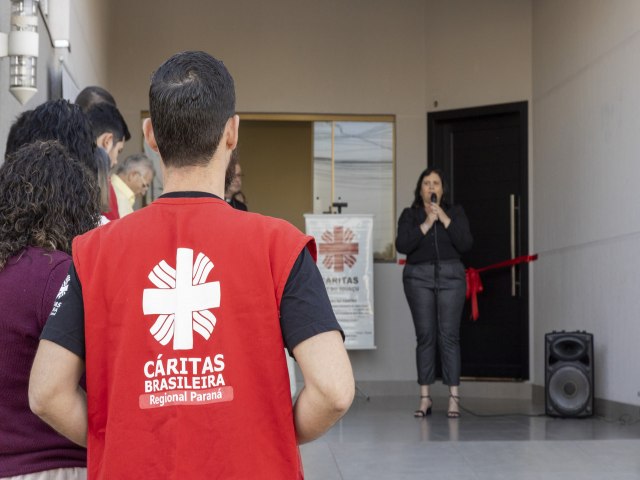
532, 384, 639, 419
344, 380, 534, 399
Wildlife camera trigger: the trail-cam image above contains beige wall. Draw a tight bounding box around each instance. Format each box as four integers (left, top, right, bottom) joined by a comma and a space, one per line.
532, 0, 640, 405
106, 0, 533, 385
107, 0, 428, 212
425, 0, 532, 112
4, 1, 638, 404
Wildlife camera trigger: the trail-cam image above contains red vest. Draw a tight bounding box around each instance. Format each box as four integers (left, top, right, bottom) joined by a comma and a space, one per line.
102, 181, 120, 221
73, 196, 314, 479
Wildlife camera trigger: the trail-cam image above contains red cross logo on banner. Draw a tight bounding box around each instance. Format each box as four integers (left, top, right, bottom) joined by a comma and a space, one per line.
318, 226, 359, 272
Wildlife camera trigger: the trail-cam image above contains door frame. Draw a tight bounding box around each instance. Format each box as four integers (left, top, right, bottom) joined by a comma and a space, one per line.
427, 101, 530, 379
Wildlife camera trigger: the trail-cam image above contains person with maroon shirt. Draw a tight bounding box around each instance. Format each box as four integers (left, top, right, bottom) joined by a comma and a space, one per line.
30, 51, 354, 479
0, 141, 100, 479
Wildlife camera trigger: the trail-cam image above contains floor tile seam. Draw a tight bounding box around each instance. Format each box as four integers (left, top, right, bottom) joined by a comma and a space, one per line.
325, 440, 346, 480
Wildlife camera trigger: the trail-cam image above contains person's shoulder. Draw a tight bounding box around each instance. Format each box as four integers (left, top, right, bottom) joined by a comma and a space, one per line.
72, 211, 128, 248
24, 246, 70, 264
245, 211, 303, 235
233, 199, 248, 211
9, 247, 71, 285
400, 206, 417, 218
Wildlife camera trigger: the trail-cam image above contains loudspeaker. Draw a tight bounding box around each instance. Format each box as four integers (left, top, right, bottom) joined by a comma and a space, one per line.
545, 331, 594, 417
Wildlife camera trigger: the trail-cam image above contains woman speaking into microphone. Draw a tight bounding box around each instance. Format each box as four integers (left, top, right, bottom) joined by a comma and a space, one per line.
396, 168, 472, 418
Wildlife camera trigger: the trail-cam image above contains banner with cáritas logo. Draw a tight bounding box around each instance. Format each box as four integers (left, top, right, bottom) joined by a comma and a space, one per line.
304, 214, 375, 350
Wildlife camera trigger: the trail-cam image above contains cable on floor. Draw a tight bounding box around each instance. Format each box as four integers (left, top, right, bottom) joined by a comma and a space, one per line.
452, 397, 546, 418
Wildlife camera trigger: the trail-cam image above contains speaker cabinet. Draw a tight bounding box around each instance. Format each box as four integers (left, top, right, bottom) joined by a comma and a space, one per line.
545, 331, 594, 417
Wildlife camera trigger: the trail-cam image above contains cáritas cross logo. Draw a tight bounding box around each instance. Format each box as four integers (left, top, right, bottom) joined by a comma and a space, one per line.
142, 248, 220, 350
318, 226, 359, 272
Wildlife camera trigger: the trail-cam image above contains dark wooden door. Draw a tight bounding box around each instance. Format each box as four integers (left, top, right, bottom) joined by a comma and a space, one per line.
428, 102, 529, 379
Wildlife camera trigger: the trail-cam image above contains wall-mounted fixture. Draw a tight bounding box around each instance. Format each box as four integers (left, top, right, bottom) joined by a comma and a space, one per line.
0, 0, 70, 105
41, 0, 70, 49
0, 0, 40, 105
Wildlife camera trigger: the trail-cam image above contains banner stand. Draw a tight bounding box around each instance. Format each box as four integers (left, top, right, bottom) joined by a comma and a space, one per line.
305, 214, 375, 401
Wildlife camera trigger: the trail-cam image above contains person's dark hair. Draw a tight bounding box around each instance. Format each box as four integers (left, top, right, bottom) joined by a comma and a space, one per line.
86, 103, 128, 145
411, 167, 449, 209
149, 51, 236, 168
4, 99, 96, 175
232, 191, 247, 205
75, 86, 131, 141
5, 109, 34, 157
75, 86, 116, 111
95, 148, 112, 212
0, 140, 101, 269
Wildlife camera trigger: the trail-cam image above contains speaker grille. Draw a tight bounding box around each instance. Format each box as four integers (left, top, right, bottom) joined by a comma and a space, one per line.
547, 364, 591, 416
550, 337, 588, 362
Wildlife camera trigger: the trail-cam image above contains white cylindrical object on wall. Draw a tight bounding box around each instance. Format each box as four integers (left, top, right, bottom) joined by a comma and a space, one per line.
8, 31, 39, 57
8, 0, 39, 105
10, 86, 38, 105
12, 14, 38, 28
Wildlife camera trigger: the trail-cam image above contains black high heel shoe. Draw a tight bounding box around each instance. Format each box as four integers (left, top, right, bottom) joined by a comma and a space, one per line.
447, 395, 460, 418
414, 395, 432, 417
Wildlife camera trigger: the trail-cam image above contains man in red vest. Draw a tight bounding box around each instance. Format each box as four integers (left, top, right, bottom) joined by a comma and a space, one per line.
29, 51, 354, 479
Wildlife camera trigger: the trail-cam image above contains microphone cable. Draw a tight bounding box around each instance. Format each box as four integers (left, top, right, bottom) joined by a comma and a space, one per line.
431, 193, 440, 295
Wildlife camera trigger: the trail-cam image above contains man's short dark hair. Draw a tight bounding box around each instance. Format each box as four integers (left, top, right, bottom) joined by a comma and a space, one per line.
4, 99, 96, 175
75, 86, 116, 112
75, 86, 131, 141
86, 103, 129, 145
149, 51, 235, 168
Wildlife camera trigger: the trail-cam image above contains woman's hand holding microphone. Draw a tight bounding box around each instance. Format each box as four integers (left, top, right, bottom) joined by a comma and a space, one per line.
427, 202, 451, 229
421, 194, 451, 234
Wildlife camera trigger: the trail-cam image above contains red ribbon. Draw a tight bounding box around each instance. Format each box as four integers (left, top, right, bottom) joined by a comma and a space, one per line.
465, 254, 538, 321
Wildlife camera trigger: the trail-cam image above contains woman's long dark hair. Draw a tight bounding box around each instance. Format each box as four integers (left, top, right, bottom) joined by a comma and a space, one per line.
411, 167, 449, 209
0, 140, 101, 269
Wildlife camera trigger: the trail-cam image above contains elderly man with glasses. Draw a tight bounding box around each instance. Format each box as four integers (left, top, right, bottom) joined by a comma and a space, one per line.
111, 153, 156, 217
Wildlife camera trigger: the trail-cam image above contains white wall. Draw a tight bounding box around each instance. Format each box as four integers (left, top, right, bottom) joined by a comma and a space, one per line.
532, 0, 640, 405
0, 0, 109, 161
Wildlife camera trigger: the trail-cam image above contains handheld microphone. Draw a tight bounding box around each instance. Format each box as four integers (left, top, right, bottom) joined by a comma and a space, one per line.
430, 193, 437, 203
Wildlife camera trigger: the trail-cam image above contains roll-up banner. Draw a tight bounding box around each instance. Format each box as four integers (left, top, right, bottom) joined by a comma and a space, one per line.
304, 214, 375, 350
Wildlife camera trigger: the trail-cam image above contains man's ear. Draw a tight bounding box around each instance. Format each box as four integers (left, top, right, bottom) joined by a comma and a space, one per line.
143, 118, 160, 153
223, 114, 240, 150
96, 132, 114, 152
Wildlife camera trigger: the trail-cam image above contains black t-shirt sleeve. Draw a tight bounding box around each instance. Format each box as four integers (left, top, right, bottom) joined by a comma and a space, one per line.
40, 262, 86, 359
280, 248, 344, 357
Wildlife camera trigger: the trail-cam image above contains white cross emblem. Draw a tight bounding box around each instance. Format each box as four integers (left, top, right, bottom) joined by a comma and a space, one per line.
142, 248, 220, 350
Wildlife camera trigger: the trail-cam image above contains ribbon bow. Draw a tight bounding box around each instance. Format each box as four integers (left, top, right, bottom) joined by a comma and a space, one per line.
465, 254, 538, 321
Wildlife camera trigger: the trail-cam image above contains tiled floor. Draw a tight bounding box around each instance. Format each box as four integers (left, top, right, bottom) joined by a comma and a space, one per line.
300, 395, 640, 479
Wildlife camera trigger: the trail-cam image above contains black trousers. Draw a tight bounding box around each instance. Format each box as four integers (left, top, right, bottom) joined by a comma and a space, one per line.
403, 260, 466, 386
